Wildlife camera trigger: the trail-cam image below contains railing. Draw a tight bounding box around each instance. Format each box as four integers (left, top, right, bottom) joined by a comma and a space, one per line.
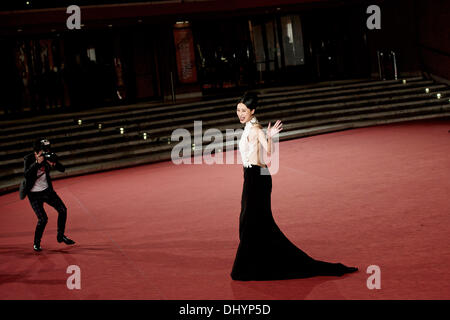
377, 50, 398, 81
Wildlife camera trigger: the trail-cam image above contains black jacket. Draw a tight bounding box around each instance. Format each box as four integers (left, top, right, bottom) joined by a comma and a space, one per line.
19, 153, 65, 200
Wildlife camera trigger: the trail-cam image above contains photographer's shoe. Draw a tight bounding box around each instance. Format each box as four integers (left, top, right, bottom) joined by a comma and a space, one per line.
33, 243, 42, 252
57, 235, 75, 245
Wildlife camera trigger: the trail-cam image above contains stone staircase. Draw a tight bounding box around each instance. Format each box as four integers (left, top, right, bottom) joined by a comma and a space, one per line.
1, 76, 449, 194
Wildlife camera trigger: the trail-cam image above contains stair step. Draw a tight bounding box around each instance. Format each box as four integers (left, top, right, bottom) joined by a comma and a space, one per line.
0, 77, 428, 134
2, 111, 449, 195
1, 90, 448, 160
0, 82, 444, 145
2, 76, 449, 194
2, 102, 449, 176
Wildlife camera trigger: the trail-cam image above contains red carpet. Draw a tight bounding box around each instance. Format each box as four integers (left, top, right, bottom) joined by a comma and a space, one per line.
1, 119, 450, 300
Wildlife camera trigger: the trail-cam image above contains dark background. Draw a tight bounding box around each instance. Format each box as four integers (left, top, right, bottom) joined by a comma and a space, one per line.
0, 0, 448, 116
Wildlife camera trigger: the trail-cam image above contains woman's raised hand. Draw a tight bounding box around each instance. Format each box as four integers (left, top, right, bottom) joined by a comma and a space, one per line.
267, 120, 283, 138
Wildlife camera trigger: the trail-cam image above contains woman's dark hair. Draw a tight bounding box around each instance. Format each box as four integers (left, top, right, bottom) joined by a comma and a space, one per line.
238, 91, 258, 111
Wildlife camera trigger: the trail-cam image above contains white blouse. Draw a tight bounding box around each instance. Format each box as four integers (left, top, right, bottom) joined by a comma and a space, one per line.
239, 118, 268, 168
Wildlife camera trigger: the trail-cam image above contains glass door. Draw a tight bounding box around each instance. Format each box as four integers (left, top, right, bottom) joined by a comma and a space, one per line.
249, 17, 281, 84
249, 14, 306, 85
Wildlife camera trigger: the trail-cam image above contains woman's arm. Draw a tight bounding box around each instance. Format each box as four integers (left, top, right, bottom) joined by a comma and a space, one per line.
256, 127, 271, 155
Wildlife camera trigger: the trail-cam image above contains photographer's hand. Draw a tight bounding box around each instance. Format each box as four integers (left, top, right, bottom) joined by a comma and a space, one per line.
35, 151, 44, 164
47, 160, 56, 167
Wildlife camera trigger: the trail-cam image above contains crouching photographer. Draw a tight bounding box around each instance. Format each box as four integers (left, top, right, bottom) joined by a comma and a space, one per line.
19, 138, 75, 252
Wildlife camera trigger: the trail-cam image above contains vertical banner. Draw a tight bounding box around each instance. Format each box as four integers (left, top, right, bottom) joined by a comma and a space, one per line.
173, 22, 197, 83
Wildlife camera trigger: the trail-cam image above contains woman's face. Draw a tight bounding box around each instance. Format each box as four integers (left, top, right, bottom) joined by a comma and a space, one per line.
236, 102, 255, 124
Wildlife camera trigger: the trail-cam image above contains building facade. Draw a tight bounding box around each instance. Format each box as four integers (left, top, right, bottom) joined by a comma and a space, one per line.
0, 0, 447, 115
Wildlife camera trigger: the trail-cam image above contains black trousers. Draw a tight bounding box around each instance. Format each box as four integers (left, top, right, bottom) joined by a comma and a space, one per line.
28, 188, 67, 244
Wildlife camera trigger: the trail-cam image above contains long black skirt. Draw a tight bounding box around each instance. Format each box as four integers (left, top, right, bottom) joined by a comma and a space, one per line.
231, 165, 357, 281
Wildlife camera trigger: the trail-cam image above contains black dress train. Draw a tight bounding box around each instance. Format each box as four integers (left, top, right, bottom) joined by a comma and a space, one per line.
231, 165, 358, 281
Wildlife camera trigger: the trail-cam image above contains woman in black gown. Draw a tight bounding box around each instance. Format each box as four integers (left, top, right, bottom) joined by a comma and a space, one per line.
231, 92, 358, 281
